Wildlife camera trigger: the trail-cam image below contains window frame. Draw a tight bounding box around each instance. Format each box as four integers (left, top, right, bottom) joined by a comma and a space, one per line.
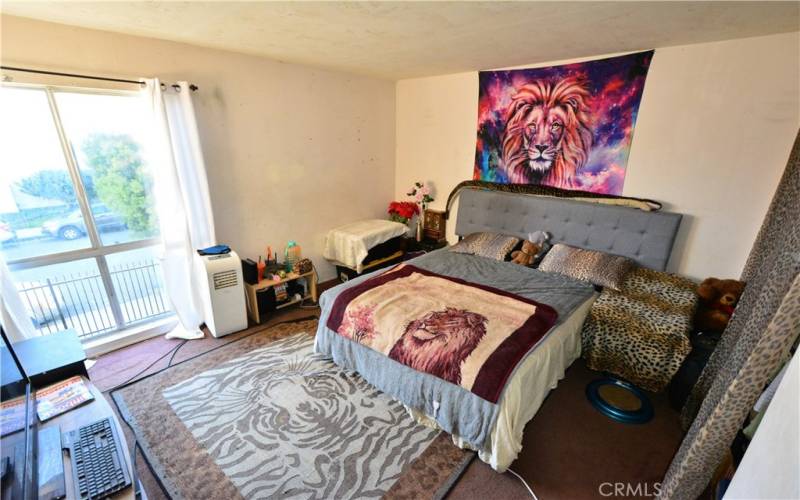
2, 82, 166, 335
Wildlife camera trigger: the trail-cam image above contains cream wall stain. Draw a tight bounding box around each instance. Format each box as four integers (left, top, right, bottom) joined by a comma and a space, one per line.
2, 14, 798, 283
1, 15, 396, 282
395, 33, 800, 280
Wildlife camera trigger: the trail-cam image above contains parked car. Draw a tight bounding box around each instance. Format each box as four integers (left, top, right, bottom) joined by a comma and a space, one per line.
0, 222, 16, 245
41, 204, 127, 240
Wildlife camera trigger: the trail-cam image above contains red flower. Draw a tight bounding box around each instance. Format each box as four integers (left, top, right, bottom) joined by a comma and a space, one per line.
387, 201, 419, 222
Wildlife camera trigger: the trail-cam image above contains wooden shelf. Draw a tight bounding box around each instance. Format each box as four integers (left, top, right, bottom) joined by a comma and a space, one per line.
246, 269, 315, 292
275, 294, 312, 310
244, 267, 318, 324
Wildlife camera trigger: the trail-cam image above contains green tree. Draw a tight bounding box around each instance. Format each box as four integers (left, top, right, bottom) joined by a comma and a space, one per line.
81, 133, 157, 235
17, 169, 96, 206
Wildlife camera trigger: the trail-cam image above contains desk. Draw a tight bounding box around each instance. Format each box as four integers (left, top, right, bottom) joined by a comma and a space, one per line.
1, 378, 141, 500
244, 269, 318, 324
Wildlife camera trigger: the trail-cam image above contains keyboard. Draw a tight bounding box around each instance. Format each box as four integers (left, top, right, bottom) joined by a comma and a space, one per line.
63, 417, 131, 499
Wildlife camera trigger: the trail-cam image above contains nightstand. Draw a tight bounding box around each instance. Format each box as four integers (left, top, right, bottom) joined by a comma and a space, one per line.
403, 237, 448, 253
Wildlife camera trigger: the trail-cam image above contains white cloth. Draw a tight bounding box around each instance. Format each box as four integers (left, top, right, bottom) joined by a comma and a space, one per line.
754, 361, 789, 413
142, 79, 216, 340
405, 294, 596, 472
323, 219, 408, 273
0, 258, 38, 342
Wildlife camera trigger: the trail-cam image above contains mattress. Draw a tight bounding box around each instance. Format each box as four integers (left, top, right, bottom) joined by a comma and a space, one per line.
408, 294, 595, 470
323, 219, 408, 273
334, 237, 407, 283
315, 249, 595, 471
362, 235, 405, 266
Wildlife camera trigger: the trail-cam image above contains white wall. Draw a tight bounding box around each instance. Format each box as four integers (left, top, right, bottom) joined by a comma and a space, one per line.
395, 33, 800, 280
1, 15, 396, 281
725, 349, 799, 500
3, 15, 798, 283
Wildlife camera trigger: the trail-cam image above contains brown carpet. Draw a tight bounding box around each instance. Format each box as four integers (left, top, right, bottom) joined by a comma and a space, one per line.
93, 302, 333, 500
446, 360, 684, 500
92, 288, 684, 500
111, 320, 473, 499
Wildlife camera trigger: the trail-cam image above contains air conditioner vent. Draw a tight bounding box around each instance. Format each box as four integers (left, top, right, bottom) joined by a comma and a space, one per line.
213, 270, 238, 290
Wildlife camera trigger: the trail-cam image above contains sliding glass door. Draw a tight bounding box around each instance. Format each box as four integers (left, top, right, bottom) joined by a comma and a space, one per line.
0, 84, 172, 340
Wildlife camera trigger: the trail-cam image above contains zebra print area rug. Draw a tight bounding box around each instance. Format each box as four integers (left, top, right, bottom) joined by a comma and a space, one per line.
112, 320, 474, 500
164, 333, 438, 498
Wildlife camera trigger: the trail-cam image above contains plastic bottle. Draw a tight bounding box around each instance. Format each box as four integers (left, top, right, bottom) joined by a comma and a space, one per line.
284, 241, 301, 273
257, 256, 266, 282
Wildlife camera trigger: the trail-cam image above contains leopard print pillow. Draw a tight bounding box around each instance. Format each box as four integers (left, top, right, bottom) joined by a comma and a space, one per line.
449, 232, 521, 261
538, 243, 635, 291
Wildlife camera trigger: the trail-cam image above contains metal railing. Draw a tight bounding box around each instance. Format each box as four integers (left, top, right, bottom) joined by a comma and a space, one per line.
109, 261, 171, 325
16, 259, 171, 339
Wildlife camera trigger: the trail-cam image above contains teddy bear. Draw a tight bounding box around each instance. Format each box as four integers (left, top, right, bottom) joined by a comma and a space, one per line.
510, 231, 550, 266
510, 240, 541, 266
693, 277, 746, 333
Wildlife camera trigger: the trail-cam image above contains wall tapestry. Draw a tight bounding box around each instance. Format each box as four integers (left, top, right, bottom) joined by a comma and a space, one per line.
474, 50, 653, 194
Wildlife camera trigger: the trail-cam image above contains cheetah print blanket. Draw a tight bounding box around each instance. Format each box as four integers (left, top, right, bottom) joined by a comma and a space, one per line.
581, 267, 698, 392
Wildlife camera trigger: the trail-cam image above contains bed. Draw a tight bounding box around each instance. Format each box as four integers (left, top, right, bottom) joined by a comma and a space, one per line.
315, 188, 682, 471
323, 219, 409, 281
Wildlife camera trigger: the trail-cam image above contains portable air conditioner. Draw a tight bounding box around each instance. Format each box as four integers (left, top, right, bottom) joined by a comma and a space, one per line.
195, 250, 247, 337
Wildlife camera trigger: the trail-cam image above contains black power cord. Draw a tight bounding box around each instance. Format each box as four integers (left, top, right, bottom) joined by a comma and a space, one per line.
166, 339, 188, 368
102, 339, 186, 500
107, 315, 320, 499
111, 338, 190, 498
106, 341, 185, 393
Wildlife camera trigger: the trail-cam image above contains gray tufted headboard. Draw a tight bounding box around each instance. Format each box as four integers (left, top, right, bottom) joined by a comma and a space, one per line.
455, 189, 682, 271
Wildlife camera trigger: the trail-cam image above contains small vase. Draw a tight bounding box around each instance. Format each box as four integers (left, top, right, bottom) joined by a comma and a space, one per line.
415, 217, 423, 242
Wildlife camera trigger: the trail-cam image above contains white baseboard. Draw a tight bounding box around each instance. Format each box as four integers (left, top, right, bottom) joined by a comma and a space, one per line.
83, 315, 178, 358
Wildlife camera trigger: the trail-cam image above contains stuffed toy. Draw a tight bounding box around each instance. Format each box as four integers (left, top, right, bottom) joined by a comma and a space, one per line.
694, 277, 746, 333
510, 240, 541, 266
510, 231, 550, 266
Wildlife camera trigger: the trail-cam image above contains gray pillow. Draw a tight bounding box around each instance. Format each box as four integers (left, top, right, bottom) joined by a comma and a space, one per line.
450, 232, 521, 261
538, 244, 636, 290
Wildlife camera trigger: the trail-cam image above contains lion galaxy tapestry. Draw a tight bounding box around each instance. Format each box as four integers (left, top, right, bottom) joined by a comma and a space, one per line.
474, 50, 653, 194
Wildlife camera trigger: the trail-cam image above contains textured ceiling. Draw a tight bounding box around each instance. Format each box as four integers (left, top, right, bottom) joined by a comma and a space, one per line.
2, 1, 798, 80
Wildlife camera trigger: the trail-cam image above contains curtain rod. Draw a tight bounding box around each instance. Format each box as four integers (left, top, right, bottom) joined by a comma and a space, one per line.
0, 65, 198, 91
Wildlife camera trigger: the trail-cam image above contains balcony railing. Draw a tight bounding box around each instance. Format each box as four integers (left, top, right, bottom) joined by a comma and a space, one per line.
16, 259, 171, 340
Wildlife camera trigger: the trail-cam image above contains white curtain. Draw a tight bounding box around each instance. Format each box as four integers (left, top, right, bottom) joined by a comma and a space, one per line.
0, 258, 38, 342
142, 79, 216, 339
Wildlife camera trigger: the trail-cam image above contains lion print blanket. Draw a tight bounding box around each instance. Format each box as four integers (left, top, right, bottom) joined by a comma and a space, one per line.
327, 264, 558, 403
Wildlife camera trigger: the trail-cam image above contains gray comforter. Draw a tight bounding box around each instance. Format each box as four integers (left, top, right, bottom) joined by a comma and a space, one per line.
314, 249, 593, 448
